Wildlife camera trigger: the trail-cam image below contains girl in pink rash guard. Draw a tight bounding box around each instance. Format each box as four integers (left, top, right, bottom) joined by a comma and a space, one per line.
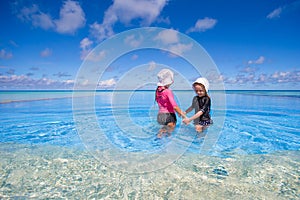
155, 69, 186, 138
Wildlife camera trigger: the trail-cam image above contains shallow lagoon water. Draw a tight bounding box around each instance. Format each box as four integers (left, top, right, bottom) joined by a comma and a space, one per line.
0, 90, 299, 199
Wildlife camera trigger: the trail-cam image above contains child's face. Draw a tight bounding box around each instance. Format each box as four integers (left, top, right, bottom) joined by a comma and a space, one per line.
193, 84, 206, 97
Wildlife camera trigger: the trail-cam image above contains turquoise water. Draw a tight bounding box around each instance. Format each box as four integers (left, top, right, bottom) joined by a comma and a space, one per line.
1, 90, 299, 155
0, 90, 299, 199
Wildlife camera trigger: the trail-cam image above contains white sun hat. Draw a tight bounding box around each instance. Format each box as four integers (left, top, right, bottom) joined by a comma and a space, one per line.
157, 69, 174, 86
193, 77, 209, 92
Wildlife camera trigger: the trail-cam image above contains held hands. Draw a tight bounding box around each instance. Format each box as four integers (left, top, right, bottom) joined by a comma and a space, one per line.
182, 110, 191, 125
182, 110, 202, 125
181, 111, 187, 119
175, 107, 187, 119
182, 117, 191, 125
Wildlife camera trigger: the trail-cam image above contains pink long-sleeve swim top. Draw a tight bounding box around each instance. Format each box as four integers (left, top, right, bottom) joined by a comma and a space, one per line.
155, 86, 178, 113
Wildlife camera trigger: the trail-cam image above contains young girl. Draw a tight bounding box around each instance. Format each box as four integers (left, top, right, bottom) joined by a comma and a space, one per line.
155, 69, 186, 137
183, 77, 213, 132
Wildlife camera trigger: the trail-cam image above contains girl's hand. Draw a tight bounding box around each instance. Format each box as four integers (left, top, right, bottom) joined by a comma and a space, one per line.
182, 118, 191, 125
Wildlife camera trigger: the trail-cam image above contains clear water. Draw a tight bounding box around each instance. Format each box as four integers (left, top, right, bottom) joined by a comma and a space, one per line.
0, 90, 299, 199
1, 90, 299, 155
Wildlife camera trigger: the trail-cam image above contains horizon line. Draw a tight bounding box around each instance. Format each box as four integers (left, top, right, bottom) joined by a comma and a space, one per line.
1, 89, 300, 92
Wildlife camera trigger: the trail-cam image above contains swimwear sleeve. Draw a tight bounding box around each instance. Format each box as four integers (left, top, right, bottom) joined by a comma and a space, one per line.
166, 89, 178, 108
192, 96, 198, 109
199, 96, 210, 113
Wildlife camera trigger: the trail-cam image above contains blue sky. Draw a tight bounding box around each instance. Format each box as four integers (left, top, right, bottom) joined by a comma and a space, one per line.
0, 0, 299, 90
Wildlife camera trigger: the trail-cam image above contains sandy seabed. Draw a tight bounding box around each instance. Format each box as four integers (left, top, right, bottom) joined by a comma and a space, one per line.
0, 143, 299, 200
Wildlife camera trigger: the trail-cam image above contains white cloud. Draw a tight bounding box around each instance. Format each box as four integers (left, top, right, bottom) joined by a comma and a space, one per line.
267, 1, 300, 20
80, 37, 93, 49
63, 79, 75, 85
148, 61, 157, 71
113, 0, 168, 25
80, 37, 94, 60
187, 17, 217, 33
255, 56, 265, 64
206, 72, 225, 84
79, 79, 89, 86
255, 74, 267, 83
153, 29, 192, 56
79, 35, 106, 61
54, 0, 86, 34
124, 34, 143, 48
85, 50, 106, 62
156, 16, 171, 25
154, 29, 179, 44
267, 7, 282, 19
33, 12, 55, 30
18, 5, 55, 30
17, 0, 85, 34
0, 49, 13, 59
0, 74, 74, 89
89, 21, 115, 42
98, 78, 116, 88
168, 43, 193, 56
270, 71, 299, 83
223, 69, 300, 86
240, 66, 257, 73
90, 0, 168, 41
248, 56, 265, 65
40, 48, 52, 57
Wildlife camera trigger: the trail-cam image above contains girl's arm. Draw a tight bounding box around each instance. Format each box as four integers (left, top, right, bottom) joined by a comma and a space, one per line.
166, 89, 187, 118
183, 97, 210, 125
174, 106, 187, 118
182, 110, 203, 125
185, 106, 193, 114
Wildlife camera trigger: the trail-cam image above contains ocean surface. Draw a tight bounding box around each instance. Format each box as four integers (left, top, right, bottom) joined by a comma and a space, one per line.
0, 90, 299, 199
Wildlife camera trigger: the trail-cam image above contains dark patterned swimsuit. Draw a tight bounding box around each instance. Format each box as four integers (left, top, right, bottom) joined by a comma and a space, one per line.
192, 96, 213, 126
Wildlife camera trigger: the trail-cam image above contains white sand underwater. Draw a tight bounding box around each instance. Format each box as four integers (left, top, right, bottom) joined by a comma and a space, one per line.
0, 143, 299, 199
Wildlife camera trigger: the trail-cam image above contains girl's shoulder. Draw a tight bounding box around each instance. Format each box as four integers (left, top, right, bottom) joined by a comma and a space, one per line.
195, 96, 210, 102
192, 96, 198, 104
163, 88, 173, 94
200, 95, 210, 100
201, 96, 211, 103
192, 96, 198, 101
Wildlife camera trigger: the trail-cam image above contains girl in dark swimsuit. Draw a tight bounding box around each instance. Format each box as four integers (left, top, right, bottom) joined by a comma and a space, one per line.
183, 77, 213, 132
